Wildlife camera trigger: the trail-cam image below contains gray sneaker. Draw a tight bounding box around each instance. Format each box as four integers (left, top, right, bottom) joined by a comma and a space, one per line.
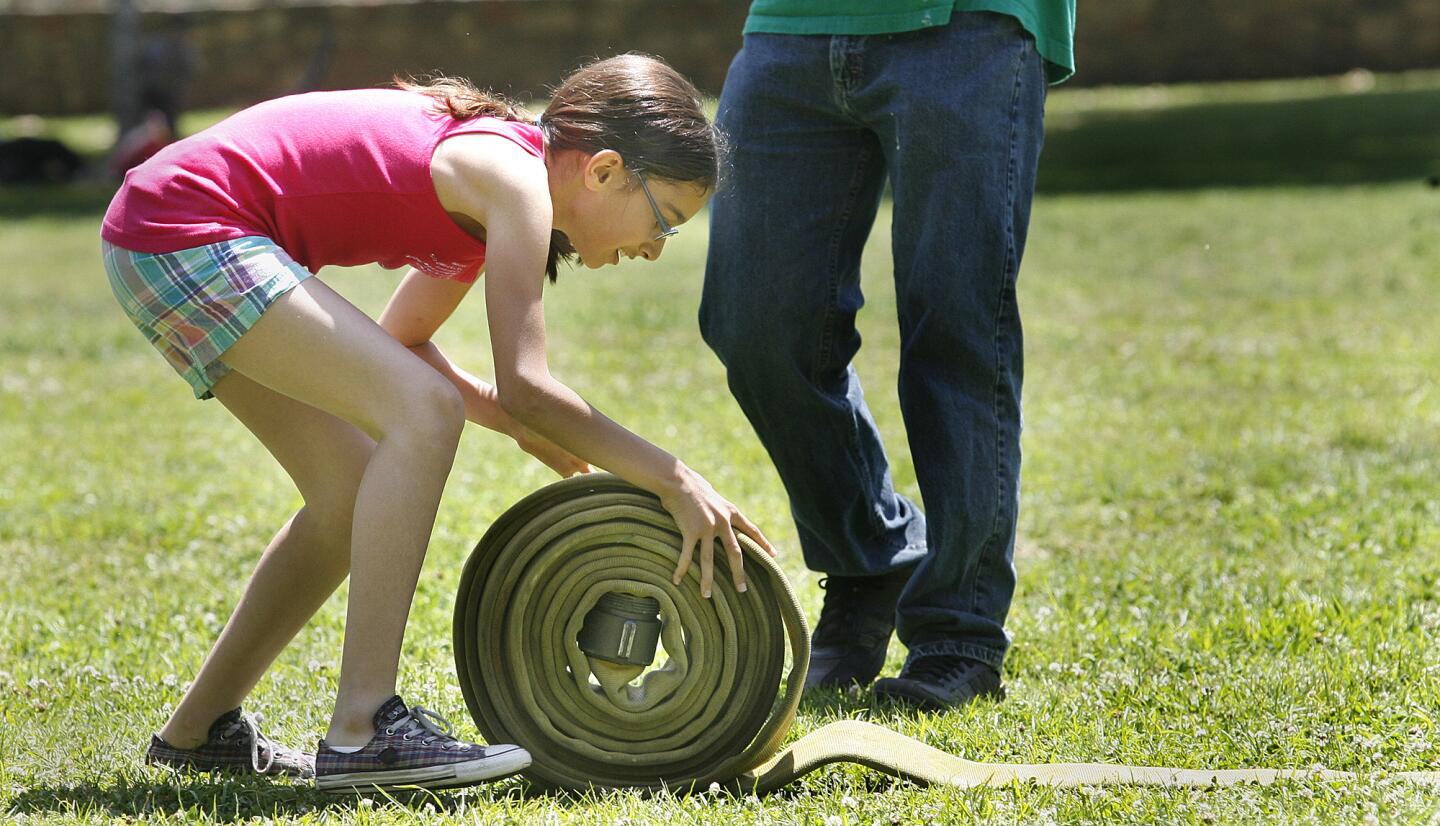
145, 708, 315, 778
314, 695, 530, 794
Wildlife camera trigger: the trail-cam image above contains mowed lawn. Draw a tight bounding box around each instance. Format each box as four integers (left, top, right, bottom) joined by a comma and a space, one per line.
2, 72, 1440, 823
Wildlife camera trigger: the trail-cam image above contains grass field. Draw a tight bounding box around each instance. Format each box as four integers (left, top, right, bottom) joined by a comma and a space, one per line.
3, 72, 1440, 823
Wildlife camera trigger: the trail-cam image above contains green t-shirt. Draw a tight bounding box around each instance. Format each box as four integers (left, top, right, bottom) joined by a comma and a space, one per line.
743, 1, 1075, 84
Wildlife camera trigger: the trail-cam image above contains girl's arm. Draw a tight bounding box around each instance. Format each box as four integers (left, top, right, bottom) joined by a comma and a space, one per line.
442, 135, 775, 596
378, 269, 499, 427
378, 268, 590, 477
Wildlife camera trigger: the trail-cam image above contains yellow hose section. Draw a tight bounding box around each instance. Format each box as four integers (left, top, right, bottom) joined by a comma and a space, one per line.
453, 474, 1440, 792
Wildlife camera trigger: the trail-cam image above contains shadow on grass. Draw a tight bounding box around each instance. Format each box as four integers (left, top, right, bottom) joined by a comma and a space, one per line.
7, 775, 326, 821
1037, 86, 1440, 192
796, 684, 878, 719
3, 770, 869, 817
5, 690, 970, 818
794, 679, 1005, 721
5, 773, 539, 820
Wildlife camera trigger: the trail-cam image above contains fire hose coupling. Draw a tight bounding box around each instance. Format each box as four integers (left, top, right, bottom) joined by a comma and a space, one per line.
577, 591, 663, 667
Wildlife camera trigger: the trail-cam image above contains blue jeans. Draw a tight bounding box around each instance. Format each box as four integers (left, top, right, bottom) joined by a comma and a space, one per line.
700, 12, 1047, 669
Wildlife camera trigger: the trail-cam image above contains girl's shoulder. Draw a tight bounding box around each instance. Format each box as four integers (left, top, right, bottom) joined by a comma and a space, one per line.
433, 115, 546, 182
431, 124, 550, 226
442, 117, 545, 161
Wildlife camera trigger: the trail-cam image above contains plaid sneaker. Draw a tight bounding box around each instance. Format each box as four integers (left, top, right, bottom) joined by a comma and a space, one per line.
145, 708, 315, 778
314, 695, 530, 794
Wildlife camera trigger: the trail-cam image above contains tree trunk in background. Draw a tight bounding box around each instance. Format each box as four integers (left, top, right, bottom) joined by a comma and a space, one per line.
110, 0, 140, 133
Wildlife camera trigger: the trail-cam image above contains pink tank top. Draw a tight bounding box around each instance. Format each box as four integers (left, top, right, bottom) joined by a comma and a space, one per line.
101, 89, 545, 283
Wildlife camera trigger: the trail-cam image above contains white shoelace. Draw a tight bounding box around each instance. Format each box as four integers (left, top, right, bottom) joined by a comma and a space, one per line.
217, 711, 277, 774
384, 706, 472, 750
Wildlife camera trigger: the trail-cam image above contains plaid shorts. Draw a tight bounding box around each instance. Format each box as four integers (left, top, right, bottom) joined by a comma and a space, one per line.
102, 236, 313, 400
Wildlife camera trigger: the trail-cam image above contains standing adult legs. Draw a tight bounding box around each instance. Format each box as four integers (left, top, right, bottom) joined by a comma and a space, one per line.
858, 13, 1049, 671
701, 33, 925, 582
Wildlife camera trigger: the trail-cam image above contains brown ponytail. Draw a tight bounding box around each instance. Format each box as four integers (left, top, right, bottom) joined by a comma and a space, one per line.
393, 74, 528, 122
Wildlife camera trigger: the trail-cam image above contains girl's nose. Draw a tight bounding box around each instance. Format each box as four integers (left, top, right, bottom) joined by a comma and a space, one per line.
639, 238, 666, 261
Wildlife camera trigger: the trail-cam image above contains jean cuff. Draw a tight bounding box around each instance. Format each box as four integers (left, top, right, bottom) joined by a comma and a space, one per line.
905, 640, 1006, 672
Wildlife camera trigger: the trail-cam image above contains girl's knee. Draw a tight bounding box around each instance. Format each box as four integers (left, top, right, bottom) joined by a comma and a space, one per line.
408, 378, 466, 445
372, 375, 466, 448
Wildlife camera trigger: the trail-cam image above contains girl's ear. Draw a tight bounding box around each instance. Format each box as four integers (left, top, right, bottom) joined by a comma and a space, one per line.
583, 149, 626, 191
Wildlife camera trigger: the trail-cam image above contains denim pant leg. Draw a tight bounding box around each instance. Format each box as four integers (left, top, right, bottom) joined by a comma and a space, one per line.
700, 33, 929, 579
845, 13, 1049, 667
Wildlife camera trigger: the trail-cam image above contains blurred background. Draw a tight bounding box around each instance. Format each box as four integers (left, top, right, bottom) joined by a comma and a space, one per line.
1, 0, 1437, 191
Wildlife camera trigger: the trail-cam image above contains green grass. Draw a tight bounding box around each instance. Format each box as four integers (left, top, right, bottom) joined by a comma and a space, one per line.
1037, 69, 1440, 191
4, 73, 1440, 823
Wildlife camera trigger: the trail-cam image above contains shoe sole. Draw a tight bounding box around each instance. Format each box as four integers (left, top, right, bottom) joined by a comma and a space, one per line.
315, 747, 531, 794
145, 755, 313, 780
803, 646, 890, 691
872, 678, 1005, 711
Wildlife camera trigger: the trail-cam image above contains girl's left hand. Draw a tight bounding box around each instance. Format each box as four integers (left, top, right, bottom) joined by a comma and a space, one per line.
512, 424, 592, 477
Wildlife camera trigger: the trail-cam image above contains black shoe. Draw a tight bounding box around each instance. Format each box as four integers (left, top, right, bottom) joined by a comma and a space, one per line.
872, 654, 1004, 711
804, 567, 912, 690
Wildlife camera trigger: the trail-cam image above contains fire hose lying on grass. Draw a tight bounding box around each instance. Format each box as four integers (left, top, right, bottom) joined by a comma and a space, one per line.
452, 474, 1440, 793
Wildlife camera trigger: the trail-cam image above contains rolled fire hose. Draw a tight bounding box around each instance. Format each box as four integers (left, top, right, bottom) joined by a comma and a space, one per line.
453, 474, 1440, 792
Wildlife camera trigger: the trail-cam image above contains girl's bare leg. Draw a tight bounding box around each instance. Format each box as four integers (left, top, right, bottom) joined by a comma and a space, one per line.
158, 372, 373, 747
158, 277, 466, 747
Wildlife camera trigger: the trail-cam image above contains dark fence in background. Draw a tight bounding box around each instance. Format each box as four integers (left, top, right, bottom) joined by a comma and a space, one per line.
3, 0, 1439, 116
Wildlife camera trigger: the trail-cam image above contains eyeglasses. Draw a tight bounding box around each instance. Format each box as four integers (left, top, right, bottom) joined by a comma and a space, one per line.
634, 169, 679, 242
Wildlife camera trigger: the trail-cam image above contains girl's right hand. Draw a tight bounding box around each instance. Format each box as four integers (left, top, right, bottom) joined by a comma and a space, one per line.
658, 465, 777, 599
